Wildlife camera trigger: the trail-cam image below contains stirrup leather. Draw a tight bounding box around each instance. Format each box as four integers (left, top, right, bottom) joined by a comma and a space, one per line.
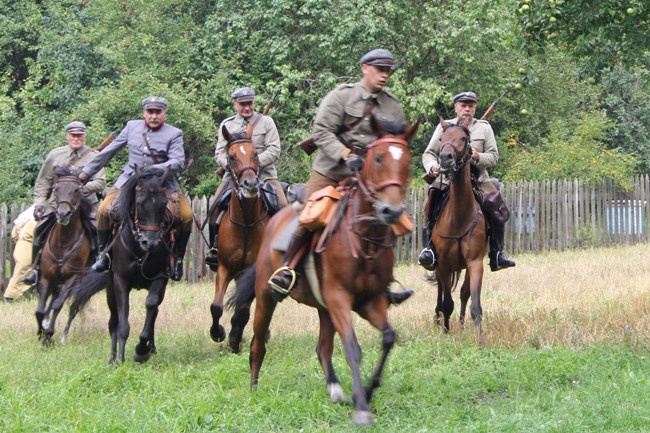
268, 266, 297, 296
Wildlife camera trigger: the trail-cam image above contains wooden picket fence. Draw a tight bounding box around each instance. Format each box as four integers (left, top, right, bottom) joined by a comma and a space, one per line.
2, 175, 649, 290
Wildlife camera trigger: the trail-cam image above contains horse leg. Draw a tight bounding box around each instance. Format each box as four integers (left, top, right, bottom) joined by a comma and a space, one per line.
34, 279, 50, 342
358, 295, 394, 404
134, 281, 167, 363
112, 276, 131, 364
327, 295, 374, 425
459, 271, 471, 327
106, 278, 119, 364
316, 309, 345, 403
250, 280, 277, 388
210, 266, 232, 343
228, 301, 251, 354
466, 261, 484, 343
435, 269, 455, 332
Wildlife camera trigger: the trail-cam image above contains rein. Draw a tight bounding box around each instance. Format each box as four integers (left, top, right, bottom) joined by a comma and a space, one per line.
53, 176, 82, 214
438, 125, 472, 182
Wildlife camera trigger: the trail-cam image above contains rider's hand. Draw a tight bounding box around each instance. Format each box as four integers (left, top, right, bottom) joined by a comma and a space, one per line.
33, 205, 45, 221
345, 154, 364, 172
429, 164, 440, 176
77, 171, 89, 184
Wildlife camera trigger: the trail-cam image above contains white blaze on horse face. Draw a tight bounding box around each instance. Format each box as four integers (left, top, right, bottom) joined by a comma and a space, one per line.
388, 145, 404, 161
239, 144, 247, 155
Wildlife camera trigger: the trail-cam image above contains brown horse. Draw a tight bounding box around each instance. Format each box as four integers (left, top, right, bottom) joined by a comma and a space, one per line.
210, 124, 269, 352
35, 166, 94, 344
229, 119, 418, 425
430, 115, 488, 338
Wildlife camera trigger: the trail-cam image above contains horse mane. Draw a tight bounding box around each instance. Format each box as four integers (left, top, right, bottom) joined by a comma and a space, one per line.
118, 166, 169, 224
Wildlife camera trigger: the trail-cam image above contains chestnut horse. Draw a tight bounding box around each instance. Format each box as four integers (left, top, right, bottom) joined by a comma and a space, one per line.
209, 124, 269, 352
229, 120, 418, 425
65, 166, 177, 364
35, 166, 94, 344
430, 115, 488, 338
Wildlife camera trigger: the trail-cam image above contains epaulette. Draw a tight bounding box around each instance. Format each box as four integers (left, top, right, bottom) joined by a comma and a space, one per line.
476, 119, 490, 125
221, 115, 237, 124
335, 83, 355, 92
381, 89, 399, 102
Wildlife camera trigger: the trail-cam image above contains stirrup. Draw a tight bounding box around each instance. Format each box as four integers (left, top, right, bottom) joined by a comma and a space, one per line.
204, 248, 219, 270
91, 254, 111, 272
268, 266, 296, 301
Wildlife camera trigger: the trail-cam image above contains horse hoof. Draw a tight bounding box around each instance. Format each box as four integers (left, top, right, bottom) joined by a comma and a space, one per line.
134, 351, 151, 364
228, 338, 242, 354
352, 410, 374, 425
327, 383, 346, 403
210, 324, 226, 343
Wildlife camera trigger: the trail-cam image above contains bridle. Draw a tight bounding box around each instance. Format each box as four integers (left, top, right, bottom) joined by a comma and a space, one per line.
356, 137, 410, 202
53, 176, 82, 215
133, 186, 170, 233
226, 138, 260, 194
438, 124, 472, 182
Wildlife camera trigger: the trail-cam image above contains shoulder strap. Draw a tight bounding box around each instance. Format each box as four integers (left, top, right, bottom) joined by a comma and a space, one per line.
337, 99, 378, 136
142, 127, 160, 164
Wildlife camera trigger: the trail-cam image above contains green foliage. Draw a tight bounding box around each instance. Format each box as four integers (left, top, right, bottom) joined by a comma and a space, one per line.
502, 110, 639, 190
517, 0, 650, 75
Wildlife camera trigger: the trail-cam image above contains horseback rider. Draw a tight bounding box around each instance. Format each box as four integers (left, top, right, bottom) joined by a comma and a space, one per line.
22, 121, 107, 285
77, 96, 193, 281
204, 87, 288, 271
418, 91, 516, 272
267, 48, 414, 305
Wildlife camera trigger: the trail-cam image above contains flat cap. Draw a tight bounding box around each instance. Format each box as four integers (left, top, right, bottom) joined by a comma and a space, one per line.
359, 49, 395, 67
453, 91, 478, 103
231, 87, 256, 102
141, 96, 168, 110
65, 121, 87, 134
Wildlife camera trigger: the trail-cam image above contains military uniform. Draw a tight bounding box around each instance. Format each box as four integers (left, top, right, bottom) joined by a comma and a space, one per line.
422, 117, 498, 186
80, 96, 193, 280
268, 49, 414, 306
34, 144, 106, 213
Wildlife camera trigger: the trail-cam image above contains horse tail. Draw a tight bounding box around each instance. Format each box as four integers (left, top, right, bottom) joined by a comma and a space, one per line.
65, 271, 109, 318
226, 264, 256, 311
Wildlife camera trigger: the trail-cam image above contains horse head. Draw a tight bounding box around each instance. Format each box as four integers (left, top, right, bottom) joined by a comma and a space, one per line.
360, 117, 418, 225
438, 115, 472, 180
223, 123, 260, 200
123, 165, 171, 252
52, 166, 83, 225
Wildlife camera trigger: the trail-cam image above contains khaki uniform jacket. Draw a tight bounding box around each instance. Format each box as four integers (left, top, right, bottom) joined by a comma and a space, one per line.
34, 144, 106, 208
82, 120, 184, 191
422, 117, 498, 185
215, 112, 281, 182
312, 80, 405, 181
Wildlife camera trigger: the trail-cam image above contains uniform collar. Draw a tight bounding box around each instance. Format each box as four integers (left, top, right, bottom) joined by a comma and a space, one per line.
234, 112, 257, 126
358, 81, 382, 104
68, 144, 87, 157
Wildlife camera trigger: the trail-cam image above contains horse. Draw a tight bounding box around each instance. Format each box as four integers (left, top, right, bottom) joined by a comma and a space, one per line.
228, 118, 418, 425
209, 124, 270, 353
430, 115, 488, 339
35, 166, 94, 344
65, 165, 177, 364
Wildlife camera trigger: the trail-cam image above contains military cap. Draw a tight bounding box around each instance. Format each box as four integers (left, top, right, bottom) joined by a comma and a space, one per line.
359, 49, 395, 67
453, 92, 478, 103
231, 87, 256, 102
65, 121, 87, 134
141, 96, 168, 110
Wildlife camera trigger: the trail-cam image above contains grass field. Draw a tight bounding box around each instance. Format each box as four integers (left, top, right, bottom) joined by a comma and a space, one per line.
1, 244, 649, 432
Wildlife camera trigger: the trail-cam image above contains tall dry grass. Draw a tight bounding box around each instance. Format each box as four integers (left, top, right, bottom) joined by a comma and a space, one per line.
2, 243, 648, 350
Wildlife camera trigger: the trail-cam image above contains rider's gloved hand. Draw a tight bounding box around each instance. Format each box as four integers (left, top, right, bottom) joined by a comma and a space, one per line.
345, 153, 364, 172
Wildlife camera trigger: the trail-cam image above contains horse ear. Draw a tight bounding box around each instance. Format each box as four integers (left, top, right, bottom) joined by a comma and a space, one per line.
245, 122, 253, 138
401, 121, 419, 144
222, 124, 232, 142
440, 118, 448, 129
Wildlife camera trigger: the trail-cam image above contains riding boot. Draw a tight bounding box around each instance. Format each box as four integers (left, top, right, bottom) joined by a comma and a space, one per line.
21, 240, 43, 286
386, 288, 415, 305
204, 222, 219, 271
417, 227, 436, 271
91, 229, 112, 272
488, 221, 516, 272
268, 230, 310, 302
171, 228, 192, 281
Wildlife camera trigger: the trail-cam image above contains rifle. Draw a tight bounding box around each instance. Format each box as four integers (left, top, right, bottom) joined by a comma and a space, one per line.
480, 88, 510, 121
299, 55, 409, 155
216, 94, 276, 178
94, 128, 122, 152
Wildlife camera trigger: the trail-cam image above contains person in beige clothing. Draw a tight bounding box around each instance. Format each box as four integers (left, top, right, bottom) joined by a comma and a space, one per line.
4, 207, 37, 302
419, 91, 515, 272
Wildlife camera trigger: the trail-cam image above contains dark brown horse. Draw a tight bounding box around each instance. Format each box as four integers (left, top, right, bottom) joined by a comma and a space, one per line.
35, 166, 94, 344
65, 165, 177, 364
229, 119, 418, 425
430, 115, 488, 338
210, 124, 269, 352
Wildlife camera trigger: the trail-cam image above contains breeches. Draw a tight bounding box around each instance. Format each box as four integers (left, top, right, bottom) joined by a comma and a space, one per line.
97, 187, 193, 231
